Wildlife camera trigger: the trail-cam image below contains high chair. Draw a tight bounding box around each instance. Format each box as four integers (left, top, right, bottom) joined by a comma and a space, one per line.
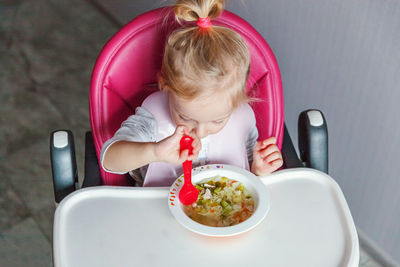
50, 7, 358, 267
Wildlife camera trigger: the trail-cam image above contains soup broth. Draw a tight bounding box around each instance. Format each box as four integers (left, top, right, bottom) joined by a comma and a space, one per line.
183, 176, 255, 227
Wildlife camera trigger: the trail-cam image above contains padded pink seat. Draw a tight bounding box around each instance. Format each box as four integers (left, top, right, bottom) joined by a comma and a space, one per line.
90, 7, 284, 186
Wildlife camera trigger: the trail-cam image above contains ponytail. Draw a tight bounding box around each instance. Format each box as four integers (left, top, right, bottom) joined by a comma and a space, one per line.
160, 0, 250, 107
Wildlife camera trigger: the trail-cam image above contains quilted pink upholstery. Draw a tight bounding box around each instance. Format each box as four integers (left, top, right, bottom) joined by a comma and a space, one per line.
90, 7, 284, 186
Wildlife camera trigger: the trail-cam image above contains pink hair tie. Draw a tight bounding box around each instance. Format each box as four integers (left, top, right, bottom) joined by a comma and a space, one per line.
197, 16, 212, 29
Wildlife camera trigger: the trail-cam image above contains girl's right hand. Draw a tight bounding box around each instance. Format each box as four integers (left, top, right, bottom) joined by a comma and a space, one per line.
154, 125, 201, 164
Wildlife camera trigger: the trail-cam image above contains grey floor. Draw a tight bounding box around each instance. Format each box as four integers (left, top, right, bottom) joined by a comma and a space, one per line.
0, 0, 383, 266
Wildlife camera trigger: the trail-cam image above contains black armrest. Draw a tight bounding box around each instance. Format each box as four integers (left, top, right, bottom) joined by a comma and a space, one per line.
82, 131, 102, 187
50, 130, 78, 203
281, 124, 303, 169
298, 109, 328, 174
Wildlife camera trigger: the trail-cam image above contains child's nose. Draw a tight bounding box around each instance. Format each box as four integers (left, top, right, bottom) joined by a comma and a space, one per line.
194, 124, 208, 139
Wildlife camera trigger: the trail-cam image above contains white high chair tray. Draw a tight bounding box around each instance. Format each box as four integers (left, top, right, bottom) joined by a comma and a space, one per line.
53, 168, 359, 267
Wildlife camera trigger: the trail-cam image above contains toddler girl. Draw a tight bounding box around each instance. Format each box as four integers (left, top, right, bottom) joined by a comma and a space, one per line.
101, 0, 283, 186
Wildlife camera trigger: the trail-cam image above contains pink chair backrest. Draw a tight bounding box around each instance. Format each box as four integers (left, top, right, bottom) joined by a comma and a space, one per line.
90, 7, 284, 186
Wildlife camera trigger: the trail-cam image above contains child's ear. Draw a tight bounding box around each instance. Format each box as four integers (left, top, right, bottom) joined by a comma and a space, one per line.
157, 72, 166, 90
157, 77, 172, 91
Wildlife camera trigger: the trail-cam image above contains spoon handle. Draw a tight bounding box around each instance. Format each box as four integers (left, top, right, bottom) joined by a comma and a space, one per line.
180, 135, 194, 183
182, 160, 192, 183
179, 136, 198, 205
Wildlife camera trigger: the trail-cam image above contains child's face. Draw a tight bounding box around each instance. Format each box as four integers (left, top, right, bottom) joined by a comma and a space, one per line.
169, 92, 233, 139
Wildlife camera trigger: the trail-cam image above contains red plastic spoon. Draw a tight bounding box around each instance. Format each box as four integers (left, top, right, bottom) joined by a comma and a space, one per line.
179, 136, 199, 205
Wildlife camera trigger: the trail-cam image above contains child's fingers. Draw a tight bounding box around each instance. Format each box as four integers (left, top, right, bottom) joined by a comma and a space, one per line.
174, 125, 187, 139
175, 125, 200, 154
185, 136, 200, 161
263, 151, 282, 164
269, 158, 283, 168
189, 139, 201, 160
176, 125, 186, 133
191, 146, 201, 158
183, 148, 199, 161
254, 137, 276, 151
253, 141, 264, 152
191, 135, 202, 152
181, 125, 190, 135
179, 149, 189, 162
259, 144, 279, 158
187, 153, 198, 161
186, 128, 198, 140
262, 137, 277, 147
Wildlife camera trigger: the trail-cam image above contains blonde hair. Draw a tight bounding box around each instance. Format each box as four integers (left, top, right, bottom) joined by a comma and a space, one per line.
159, 0, 251, 108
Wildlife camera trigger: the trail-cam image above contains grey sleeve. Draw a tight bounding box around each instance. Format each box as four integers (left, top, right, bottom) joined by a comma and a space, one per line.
246, 125, 259, 166
100, 107, 158, 174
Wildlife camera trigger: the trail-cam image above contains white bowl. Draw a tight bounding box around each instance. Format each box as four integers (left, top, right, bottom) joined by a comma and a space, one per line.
168, 164, 270, 237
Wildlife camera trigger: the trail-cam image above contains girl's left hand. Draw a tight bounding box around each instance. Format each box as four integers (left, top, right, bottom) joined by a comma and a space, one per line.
251, 137, 283, 176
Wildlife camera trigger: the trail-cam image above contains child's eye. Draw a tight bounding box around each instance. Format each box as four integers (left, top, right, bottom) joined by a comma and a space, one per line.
213, 120, 225, 125
179, 115, 191, 121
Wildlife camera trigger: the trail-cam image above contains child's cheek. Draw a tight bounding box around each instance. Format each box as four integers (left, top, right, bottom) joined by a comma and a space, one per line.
208, 122, 227, 135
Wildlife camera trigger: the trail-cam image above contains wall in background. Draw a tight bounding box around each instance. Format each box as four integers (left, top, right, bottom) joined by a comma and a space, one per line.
93, 0, 400, 263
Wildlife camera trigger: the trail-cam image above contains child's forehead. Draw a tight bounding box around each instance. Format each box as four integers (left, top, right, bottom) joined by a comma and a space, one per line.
170, 92, 233, 121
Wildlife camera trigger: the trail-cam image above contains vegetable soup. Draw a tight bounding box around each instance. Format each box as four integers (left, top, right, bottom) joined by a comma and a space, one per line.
183, 176, 255, 227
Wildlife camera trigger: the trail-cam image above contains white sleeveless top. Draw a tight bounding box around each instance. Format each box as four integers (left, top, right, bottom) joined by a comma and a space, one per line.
141, 91, 256, 186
